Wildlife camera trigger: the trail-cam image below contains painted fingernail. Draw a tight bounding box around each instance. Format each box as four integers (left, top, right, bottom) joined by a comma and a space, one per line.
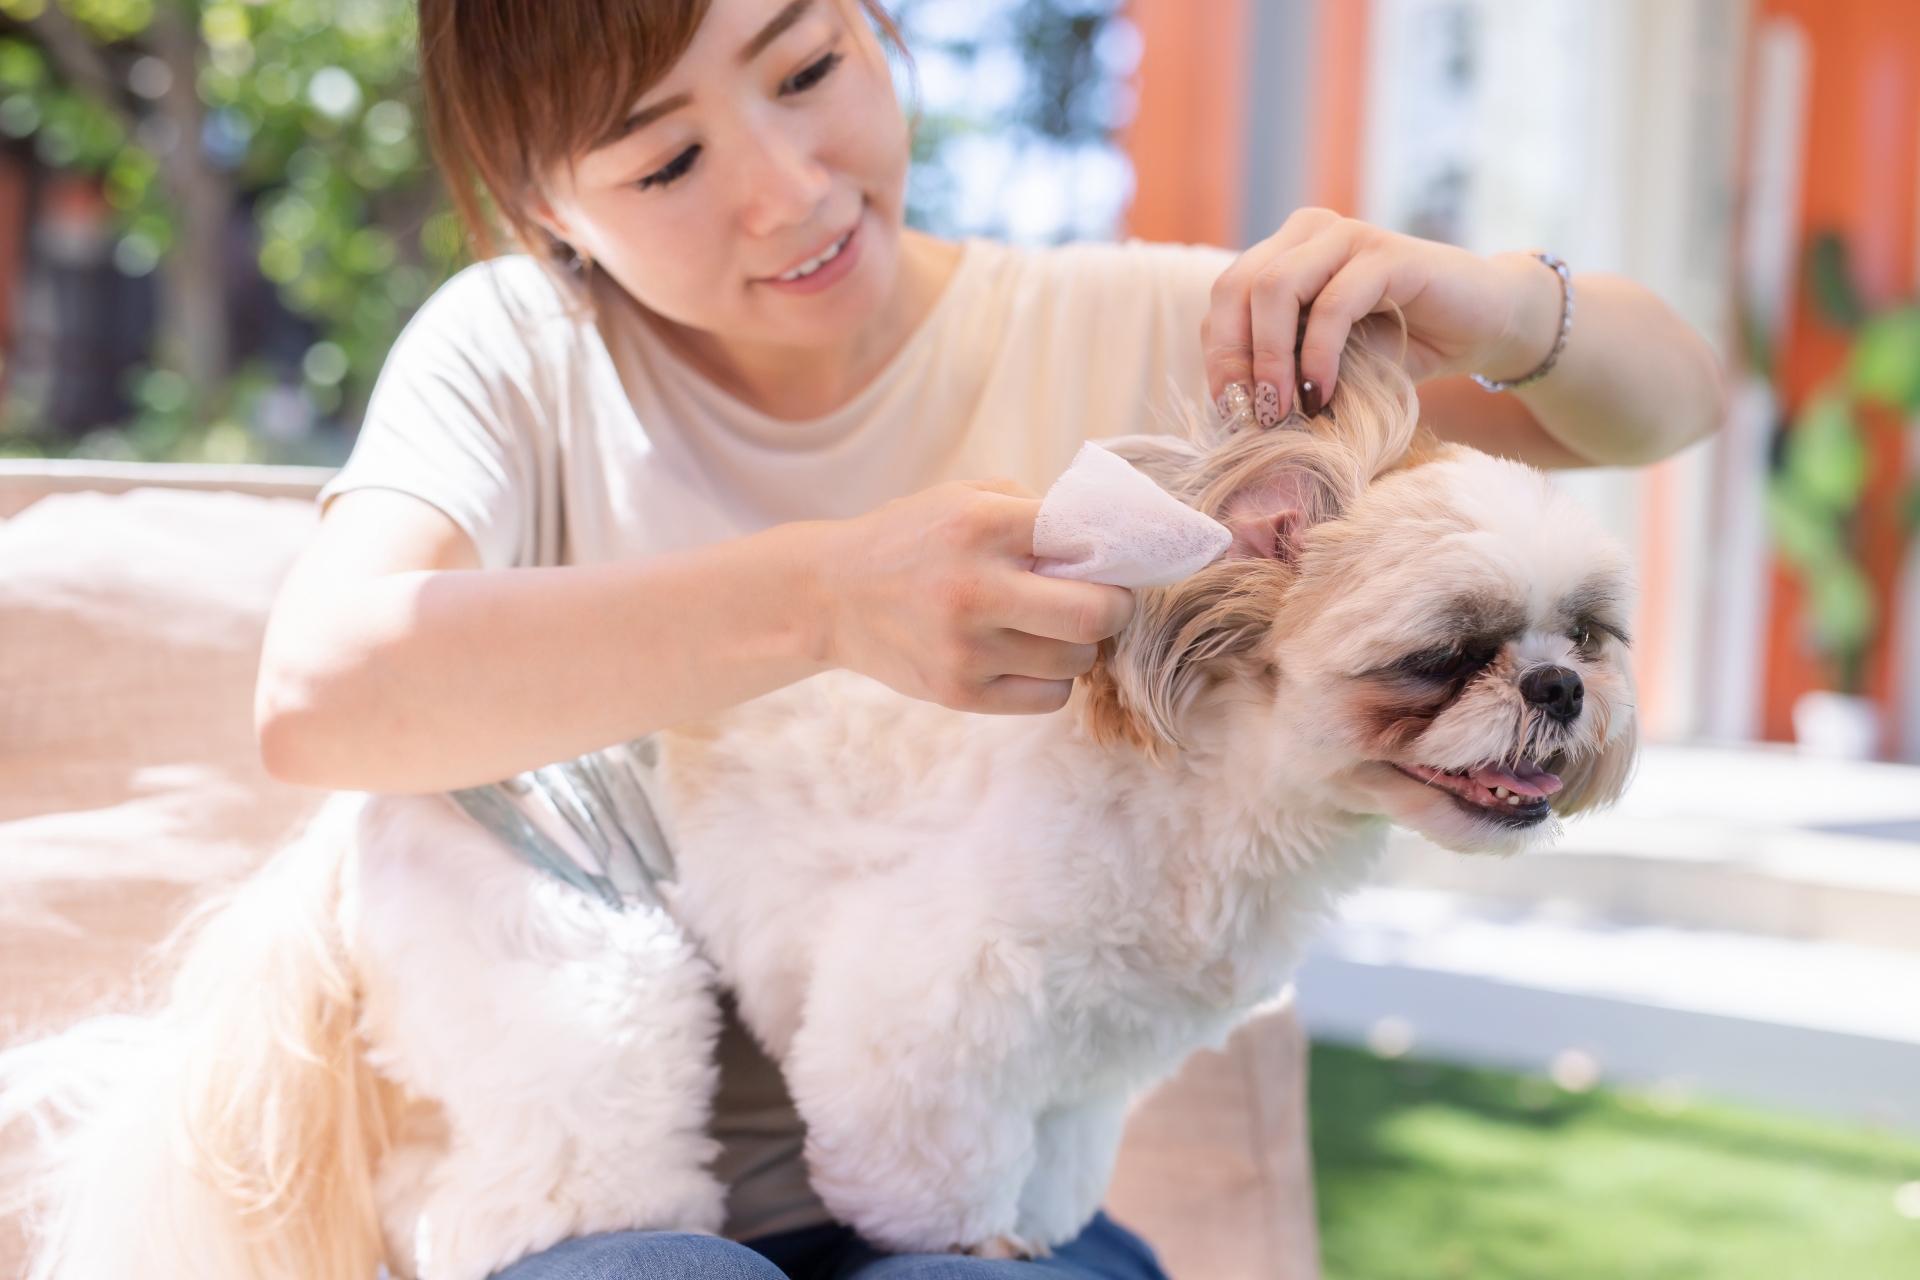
1254, 382, 1281, 428
1300, 379, 1324, 417
1217, 381, 1254, 427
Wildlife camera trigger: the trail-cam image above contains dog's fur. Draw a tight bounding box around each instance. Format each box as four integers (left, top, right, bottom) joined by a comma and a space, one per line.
1, 344, 1637, 1279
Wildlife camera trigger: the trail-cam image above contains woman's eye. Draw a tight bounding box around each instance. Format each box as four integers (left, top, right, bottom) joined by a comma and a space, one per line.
781, 50, 842, 95
639, 144, 700, 191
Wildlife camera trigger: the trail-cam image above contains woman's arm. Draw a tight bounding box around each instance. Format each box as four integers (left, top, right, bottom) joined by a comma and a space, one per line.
1201, 210, 1726, 467
256, 485, 1132, 794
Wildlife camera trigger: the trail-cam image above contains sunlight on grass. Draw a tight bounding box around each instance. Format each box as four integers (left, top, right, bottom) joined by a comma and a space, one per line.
1309, 1044, 1920, 1279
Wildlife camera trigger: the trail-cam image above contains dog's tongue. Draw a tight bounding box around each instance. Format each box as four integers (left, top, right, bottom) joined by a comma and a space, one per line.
1469, 759, 1562, 797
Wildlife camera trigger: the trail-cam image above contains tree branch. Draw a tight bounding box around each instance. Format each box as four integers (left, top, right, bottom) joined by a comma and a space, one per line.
23, 3, 139, 135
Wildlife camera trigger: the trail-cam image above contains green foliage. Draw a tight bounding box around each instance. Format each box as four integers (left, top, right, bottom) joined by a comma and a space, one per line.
0, 34, 122, 172
1311, 1044, 1920, 1280
212, 0, 443, 417
1853, 306, 1920, 415
0, 0, 461, 461
1806, 231, 1867, 330
1765, 229, 1920, 693
1767, 388, 1874, 688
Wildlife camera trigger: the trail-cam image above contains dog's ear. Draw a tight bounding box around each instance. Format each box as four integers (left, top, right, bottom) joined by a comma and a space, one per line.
1222, 471, 1317, 563
1079, 560, 1292, 753
1079, 639, 1159, 753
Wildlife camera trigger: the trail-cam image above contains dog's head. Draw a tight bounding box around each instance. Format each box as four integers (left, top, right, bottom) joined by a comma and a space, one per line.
1083, 342, 1637, 853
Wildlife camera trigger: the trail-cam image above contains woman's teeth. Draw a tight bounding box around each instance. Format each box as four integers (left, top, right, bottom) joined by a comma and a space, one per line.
778, 231, 850, 281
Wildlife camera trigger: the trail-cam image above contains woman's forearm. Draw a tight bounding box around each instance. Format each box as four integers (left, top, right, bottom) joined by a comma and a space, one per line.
257, 525, 832, 793
1415, 266, 1725, 469
1500, 265, 1726, 466
257, 481, 1131, 794
1202, 213, 1727, 466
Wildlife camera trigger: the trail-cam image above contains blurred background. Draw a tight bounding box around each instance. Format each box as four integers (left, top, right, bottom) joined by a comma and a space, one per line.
0, 0, 1918, 1273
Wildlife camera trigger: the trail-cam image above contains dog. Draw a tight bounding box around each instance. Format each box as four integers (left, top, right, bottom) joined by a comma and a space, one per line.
1, 342, 1637, 1279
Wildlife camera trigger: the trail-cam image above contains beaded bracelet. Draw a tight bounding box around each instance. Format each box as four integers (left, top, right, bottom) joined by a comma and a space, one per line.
1472, 252, 1574, 393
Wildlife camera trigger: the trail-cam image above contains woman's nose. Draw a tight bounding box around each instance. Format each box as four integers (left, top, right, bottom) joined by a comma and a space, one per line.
735, 115, 833, 238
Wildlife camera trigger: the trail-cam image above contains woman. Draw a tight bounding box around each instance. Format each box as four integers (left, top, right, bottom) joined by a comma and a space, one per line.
253, 0, 1724, 1276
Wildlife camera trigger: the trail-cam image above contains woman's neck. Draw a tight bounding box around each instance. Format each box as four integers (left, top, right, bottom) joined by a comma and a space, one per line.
643, 230, 963, 422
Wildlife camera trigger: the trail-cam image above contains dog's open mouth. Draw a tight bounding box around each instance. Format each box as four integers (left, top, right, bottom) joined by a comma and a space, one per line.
1392, 758, 1562, 824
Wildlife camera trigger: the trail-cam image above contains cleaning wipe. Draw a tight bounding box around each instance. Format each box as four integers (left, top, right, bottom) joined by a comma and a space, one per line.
1033, 442, 1233, 589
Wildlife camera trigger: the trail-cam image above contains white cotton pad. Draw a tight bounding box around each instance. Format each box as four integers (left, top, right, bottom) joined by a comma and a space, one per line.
1033, 442, 1233, 589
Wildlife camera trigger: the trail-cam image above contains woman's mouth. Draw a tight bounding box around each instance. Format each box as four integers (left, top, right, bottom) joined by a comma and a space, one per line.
759, 221, 861, 295
778, 230, 852, 280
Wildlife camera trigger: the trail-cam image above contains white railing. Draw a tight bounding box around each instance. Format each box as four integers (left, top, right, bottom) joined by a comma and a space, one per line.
0, 459, 336, 518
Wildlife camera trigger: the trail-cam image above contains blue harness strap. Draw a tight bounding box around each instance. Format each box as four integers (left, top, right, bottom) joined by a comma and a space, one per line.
450, 737, 677, 911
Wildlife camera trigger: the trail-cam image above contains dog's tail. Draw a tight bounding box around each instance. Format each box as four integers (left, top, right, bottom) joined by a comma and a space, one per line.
0, 794, 399, 1280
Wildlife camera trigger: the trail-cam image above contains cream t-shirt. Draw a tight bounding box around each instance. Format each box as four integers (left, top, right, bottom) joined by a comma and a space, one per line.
321, 235, 1234, 1241
324, 237, 1232, 568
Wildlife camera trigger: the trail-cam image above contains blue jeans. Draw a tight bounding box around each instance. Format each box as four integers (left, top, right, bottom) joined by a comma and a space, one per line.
491, 1213, 1169, 1280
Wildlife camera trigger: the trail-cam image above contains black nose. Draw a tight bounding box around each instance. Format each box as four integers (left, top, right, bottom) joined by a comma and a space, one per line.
1520, 665, 1584, 723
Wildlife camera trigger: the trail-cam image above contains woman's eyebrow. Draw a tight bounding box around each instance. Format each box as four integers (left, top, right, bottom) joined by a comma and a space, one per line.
616, 93, 693, 142
739, 0, 813, 62
609, 0, 816, 145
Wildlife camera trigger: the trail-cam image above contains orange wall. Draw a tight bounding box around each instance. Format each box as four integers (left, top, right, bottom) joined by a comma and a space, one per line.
1122, 0, 1251, 246
1306, 0, 1369, 216
1757, 0, 1920, 746
1124, 0, 1371, 245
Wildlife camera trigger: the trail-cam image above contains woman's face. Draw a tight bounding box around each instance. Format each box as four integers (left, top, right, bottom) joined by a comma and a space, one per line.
537, 0, 911, 353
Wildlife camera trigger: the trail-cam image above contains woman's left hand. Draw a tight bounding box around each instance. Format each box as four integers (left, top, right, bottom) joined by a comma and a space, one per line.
1202, 208, 1565, 424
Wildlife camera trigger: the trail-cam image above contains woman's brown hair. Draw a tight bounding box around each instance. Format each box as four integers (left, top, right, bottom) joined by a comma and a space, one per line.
419, 0, 906, 263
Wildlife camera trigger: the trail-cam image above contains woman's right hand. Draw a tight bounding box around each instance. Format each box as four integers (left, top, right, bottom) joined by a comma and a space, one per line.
257, 480, 1131, 793
807, 480, 1136, 714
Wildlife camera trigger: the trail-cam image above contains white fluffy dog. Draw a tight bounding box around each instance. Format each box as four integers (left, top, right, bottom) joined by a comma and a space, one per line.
1, 346, 1637, 1279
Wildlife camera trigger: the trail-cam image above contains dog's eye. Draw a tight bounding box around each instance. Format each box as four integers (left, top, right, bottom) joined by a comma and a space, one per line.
1403, 642, 1497, 682
1572, 624, 1607, 657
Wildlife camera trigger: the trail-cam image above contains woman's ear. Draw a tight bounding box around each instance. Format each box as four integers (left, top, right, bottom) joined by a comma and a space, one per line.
523, 188, 578, 252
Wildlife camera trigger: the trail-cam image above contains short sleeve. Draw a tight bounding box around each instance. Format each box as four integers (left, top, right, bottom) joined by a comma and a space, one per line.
957, 239, 1235, 489
1030, 239, 1233, 438
320, 258, 582, 569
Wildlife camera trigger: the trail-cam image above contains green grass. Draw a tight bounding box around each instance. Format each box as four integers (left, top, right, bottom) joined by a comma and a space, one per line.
1308, 1043, 1920, 1280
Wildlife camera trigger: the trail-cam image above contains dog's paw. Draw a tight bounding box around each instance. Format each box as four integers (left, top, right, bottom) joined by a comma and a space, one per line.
960, 1236, 1050, 1262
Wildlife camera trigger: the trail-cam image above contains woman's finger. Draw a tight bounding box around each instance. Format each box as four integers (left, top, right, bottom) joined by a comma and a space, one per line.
1203, 259, 1267, 402
1263, 206, 1344, 254
994, 572, 1136, 645
945, 489, 1046, 560
1294, 258, 1396, 409
968, 674, 1076, 716
1242, 264, 1304, 420
1240, 227, 1370, 420
980, 630, 1101, 683
963, 476, 1042, 501
1202, 209, 1344, 405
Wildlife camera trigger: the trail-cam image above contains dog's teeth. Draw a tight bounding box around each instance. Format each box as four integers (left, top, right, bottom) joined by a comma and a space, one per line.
1493, 786, 1510, 798
1507, 794, 1521, 805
